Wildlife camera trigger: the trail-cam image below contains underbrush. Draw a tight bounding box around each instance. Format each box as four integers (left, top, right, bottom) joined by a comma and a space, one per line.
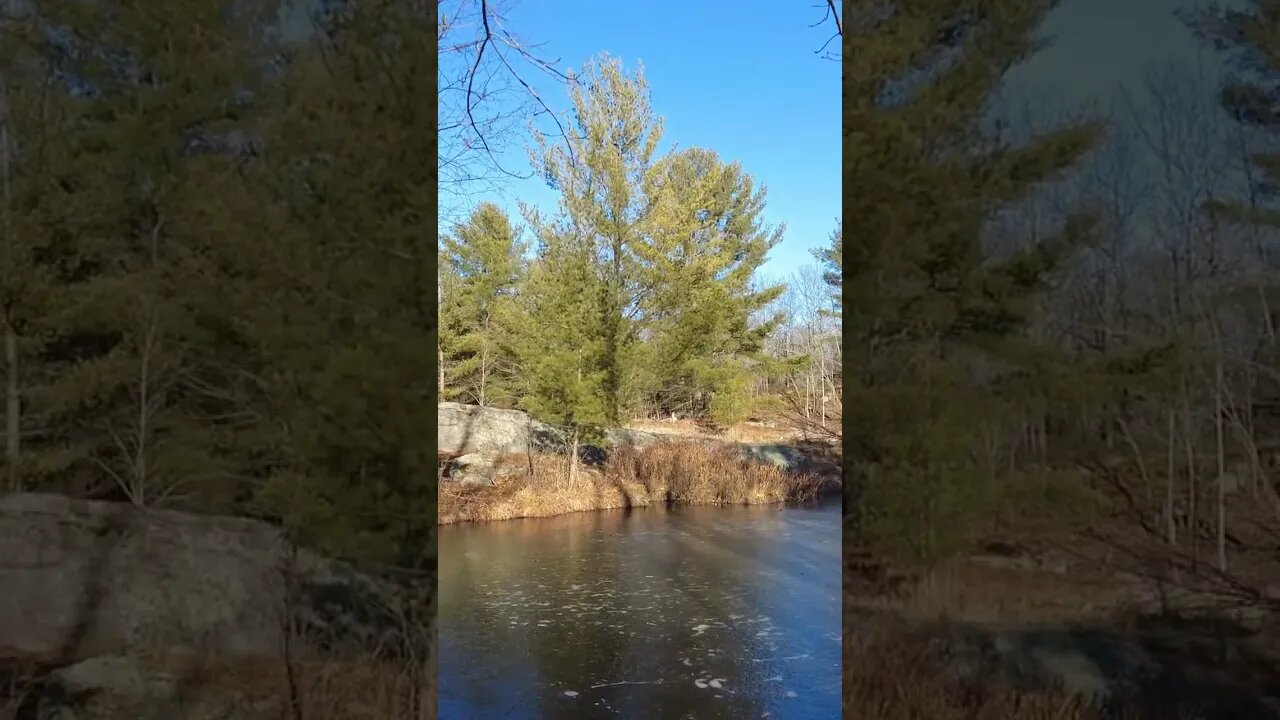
2, 631, 434, 720
439, 441, 823, 524
844, 631, 1200, 720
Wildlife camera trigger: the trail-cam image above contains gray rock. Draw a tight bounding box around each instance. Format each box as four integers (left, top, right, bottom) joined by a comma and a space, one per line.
0, 493, 429, 720
438, 402, 564, 455
0, 492, 289, 664
52, 655, 174, 702
446, 452, 502, 485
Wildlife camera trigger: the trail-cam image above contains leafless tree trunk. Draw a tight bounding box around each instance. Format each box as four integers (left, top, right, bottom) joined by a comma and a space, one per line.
567, 428, 579, 488
0, 78, 17, 492
1166, 409, 1177, 546
1215, 337, 1227, 572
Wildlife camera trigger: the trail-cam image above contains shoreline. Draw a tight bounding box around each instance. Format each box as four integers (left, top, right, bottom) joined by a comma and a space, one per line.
439, 479, 839, 525
438, 441, 839, 525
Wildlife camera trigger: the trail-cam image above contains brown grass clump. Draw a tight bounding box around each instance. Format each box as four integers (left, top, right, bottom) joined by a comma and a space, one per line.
439, 441, 822, 524
606, 442, 815, 504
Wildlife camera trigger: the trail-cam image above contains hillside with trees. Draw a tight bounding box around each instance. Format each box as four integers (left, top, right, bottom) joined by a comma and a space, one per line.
840, 1, 1280, 717
0, 1, 441, 716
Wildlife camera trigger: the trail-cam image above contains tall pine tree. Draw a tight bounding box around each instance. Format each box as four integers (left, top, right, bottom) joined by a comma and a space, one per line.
636, 147, 786, 425
439, 202, 525, 407
527, 54, 661, 425
844, 0, 1102, 564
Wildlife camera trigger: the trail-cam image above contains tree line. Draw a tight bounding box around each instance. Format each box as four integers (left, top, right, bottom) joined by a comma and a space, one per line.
842, 0, 1280, 601
438, 55, 843, 446
0, 1, 436, 569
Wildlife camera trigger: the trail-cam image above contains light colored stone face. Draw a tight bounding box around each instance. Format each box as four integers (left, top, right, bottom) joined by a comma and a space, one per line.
0, 493, 291, 664
437, 401, 555, 456
0, 493, 432, 719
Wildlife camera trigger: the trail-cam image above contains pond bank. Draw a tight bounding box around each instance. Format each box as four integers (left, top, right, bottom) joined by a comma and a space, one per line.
439, 441, 835, 525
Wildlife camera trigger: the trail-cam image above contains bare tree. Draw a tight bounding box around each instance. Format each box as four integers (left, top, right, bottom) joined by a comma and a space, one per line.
438, 0, 573, 224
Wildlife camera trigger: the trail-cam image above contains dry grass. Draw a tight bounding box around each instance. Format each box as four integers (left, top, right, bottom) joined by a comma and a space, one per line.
843, 632, 1200, 720
624, 417, 807, 443
850, 560, 1148, 626
439, 441, 822, 524
1, 631, 435, 720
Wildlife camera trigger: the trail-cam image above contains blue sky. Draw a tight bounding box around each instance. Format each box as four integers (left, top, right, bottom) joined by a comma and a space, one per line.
448, 1, 841, 281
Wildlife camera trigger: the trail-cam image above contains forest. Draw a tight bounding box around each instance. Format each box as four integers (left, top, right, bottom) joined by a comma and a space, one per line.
838, 1, 1280, 717
0, 1, 437, 570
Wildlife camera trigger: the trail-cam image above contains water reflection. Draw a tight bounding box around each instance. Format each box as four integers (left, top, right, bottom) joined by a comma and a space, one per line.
439, 501, 840, 719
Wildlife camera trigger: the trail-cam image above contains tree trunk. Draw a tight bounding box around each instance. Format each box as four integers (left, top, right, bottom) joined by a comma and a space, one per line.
4, 326, 17, 492
568, 428, 579, 488
1182, 381, 1197, 570
1166, 409, 1176, 546
1, 87, 17, 492
1215, 347, 1226, 572
479, 313, 489, 407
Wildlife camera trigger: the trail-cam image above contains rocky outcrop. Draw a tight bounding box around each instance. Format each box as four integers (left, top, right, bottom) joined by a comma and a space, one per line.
439, 403, 841, 488
0, 493, 430, 720
438, 402, 565, 456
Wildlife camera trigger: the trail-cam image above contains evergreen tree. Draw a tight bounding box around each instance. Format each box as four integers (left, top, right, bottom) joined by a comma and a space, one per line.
843, 0, 1103, 564
1, 0, 276, 504
636, 147, 786, 425
188, 0, 440, 567
511, 215, 610, 482
1197, 1, 1280, 334
812, 219, 842, 317
528, 54, 662, 425
439, 202, 525, 407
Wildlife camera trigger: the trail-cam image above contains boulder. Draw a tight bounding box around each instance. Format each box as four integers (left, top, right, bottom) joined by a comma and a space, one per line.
0, 493, 430, 720
438, 402, 564, 455
445, 452, 502, 485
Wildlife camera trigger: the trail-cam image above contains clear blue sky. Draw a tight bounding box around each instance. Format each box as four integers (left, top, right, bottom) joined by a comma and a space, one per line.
460, 1, 841, 281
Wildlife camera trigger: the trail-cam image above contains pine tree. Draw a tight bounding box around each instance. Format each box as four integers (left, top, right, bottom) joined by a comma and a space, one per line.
511, 217, 610, 483
1197, 2, 1280, 370
843, 0, 1102, 565
528, 54, 662, 425
812, 219, 842, 317
0, 0, 275, 503
439, 202, 525, 408
234, 0, 439, 567
636, 147, 786, 425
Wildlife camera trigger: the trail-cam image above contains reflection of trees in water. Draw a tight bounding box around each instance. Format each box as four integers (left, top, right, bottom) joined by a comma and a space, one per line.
441, 505, 830, 719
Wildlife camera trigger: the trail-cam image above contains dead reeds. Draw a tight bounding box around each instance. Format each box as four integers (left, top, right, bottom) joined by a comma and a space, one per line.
439, 441, 823, 524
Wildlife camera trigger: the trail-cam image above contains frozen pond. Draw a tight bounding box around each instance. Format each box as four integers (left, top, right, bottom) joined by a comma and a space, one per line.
438, 500, 840, 719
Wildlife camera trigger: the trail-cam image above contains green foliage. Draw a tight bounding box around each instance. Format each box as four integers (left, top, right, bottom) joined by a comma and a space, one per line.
842, 0, 1103, 564
635, 147, 786, 424
486, 55, 789, 431
812, 220, 842, 316
439, 202, 525, 407
0, 1, 437, 570
510, 223, 610, 442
